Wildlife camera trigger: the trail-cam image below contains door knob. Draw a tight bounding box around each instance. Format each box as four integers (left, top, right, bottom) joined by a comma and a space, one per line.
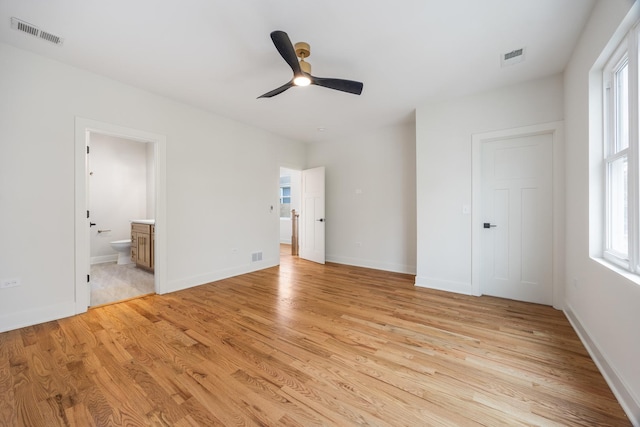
317, 218, 325, 222
483, 222, 497, 228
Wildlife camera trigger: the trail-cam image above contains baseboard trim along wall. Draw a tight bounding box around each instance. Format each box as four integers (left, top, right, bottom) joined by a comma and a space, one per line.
326, 254, 416, 275
0, 301, 76, 333
91, 254, 118, 265
414, 276, 473, 295
564, 305, 640, 426
166, 258, 279, 294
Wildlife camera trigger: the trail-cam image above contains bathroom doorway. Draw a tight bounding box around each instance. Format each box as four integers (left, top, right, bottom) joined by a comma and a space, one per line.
88, 132, 156, 306
74, 117, 167, 313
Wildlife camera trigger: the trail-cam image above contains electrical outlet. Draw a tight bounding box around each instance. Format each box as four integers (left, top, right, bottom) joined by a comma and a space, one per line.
0, 278, 21, 289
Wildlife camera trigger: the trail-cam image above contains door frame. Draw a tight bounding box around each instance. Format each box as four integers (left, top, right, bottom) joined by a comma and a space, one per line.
74, 117, 167, 313
471, 121, 564, 309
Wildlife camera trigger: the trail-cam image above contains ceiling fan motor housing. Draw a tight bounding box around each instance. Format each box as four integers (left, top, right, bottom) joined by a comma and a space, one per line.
294, 42, 310, 59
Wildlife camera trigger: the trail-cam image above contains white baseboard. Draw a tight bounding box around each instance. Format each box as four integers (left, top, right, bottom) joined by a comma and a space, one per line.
414, 276, 473, 295
564, 305, 640, 426
165, 257, 279, 294
326, 254, 416, 275
91, 254, 118, 264
0, 301, 76, 333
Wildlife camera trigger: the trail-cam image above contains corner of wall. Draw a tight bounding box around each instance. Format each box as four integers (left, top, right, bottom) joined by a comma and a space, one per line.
564, 305, 640, 425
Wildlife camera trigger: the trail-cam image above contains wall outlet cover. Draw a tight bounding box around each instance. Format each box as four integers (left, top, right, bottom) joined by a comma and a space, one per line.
0, 278, 21, 289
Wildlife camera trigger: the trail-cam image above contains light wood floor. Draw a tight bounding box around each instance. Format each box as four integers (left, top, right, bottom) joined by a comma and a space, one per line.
0, 245, 630, 426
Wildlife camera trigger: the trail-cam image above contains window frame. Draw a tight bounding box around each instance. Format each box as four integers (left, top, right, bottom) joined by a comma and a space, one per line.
279, 185, 291, 219
603, 25, 640, 273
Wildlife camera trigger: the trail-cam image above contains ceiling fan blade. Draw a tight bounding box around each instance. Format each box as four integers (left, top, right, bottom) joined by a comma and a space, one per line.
270, 30, 301, 75
311, 76, 363, 95
257, 81, 295, 99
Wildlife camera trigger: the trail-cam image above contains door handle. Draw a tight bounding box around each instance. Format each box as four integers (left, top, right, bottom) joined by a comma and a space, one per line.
483, 223, 497, 229
90, 222, 97, 227
316, 218, 325, 222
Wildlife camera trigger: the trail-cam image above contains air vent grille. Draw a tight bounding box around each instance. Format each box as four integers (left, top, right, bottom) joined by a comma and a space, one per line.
501, 47, 525, 67
504, 49, 523, 61
40, 30, 63, 45
14, 19, 38, 36
10, 17, 64, 46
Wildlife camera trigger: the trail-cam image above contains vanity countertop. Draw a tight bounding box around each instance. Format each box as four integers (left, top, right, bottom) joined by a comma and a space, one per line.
130, 219, 155, 225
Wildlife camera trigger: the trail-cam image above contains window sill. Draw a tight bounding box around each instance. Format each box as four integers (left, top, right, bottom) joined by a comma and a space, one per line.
591, 256, 640, 286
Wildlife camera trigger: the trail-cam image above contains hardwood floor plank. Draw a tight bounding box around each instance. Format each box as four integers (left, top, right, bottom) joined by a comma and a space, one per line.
64, 403, 97, 427
0, 246, 631, 426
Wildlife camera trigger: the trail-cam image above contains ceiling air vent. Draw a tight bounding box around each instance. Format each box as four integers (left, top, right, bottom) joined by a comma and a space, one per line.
501, 47, 525, 67
10, 17, 64, 46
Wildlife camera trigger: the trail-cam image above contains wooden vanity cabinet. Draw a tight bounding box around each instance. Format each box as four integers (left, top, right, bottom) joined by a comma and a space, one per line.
131, 222, 154, 271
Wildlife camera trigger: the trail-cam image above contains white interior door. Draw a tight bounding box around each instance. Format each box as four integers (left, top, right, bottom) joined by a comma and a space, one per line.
481, 133, 553, 305
300, 166, 325, 264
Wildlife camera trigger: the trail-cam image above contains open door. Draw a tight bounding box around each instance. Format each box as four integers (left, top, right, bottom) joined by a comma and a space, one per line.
299, 166, 325, 264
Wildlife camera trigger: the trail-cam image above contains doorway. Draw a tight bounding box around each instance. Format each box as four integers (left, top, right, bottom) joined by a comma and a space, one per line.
278, 166, 327, 265
471, 122, 564, 308
279, 167, 301, 260
75, 117, 167, 313
88, 133, 155, 306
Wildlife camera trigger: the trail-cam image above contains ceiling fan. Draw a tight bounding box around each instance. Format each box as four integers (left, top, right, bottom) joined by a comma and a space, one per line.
258, 30, 363, 99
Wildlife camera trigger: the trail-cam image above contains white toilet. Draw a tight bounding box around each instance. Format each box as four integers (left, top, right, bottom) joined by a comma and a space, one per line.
110, 239, 133, 265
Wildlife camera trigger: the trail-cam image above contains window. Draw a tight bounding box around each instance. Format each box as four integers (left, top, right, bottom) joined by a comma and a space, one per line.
280, 186, 291, 204
603, 25, 639, 272
279, 175, 291, 218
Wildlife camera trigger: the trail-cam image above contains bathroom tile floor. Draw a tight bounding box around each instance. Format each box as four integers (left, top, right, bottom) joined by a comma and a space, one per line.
90, 262, 155, 306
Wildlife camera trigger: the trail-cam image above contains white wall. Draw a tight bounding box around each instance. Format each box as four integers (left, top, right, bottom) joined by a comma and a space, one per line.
89, 133, 149, 263
564, 0, 640, 422
279, 218, 292, 244
306, 123, 416, 274
0, 42, 306, 332
415, 74, 564, 293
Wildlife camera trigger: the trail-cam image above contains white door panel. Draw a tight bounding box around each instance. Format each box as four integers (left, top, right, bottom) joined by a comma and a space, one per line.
300, 167, 325, 264
481, 134, 553, 305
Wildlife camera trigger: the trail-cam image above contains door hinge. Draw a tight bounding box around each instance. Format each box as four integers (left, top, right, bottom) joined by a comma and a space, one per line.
87, 210, 90, 218
87, 274, 90, 282
87, 146, 90, 154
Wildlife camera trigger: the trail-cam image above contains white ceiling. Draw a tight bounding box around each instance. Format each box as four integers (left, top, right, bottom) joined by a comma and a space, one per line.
0, 0, 595, 143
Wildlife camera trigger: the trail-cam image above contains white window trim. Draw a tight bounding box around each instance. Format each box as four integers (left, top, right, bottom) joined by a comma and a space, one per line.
603, 24, 640, 273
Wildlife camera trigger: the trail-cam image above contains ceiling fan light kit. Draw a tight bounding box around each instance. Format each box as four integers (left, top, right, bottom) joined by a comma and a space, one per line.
293, 75, 311, 87
258, 30, 363, 98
